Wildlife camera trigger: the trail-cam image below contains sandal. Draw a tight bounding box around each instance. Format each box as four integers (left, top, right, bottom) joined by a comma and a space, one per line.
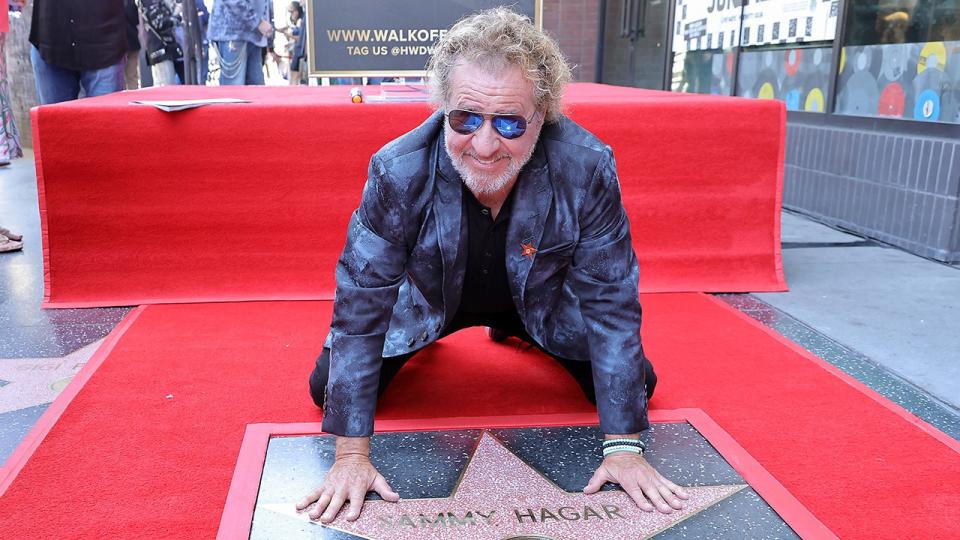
0, 227, 21, 241
0, 234, 23, 253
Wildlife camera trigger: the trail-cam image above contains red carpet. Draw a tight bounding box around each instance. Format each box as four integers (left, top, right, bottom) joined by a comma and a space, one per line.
33, 84, 785, 307
1, 294, 957, 539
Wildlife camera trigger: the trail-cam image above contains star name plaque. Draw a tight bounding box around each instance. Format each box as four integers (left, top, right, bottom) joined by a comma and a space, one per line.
218, 411, 836, 539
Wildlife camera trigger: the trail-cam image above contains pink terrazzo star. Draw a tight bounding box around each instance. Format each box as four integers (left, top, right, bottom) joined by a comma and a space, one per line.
262, 432, 746, 539
0, 340, 101, 414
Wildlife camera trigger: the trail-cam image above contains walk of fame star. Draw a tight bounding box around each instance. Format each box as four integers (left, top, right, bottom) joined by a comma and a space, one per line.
521, 242, 537, 260
260, 432, 747, 539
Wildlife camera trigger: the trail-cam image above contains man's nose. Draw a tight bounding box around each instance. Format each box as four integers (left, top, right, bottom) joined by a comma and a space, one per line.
471, 120, 502, 157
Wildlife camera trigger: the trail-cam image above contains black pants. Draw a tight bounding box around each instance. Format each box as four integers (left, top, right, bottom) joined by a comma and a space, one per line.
309, 311, 657, 408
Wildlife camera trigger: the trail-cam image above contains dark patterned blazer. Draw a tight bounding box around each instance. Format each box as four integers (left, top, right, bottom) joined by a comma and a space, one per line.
322, 111, 650, 437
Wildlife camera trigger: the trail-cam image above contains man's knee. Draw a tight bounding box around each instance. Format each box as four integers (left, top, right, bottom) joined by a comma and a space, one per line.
644, 357, 657, 399
308, 349, 331, 408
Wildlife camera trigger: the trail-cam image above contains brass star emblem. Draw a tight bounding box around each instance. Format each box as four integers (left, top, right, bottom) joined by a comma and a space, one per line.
261, 432, 746, 539
520, 242, 538, 260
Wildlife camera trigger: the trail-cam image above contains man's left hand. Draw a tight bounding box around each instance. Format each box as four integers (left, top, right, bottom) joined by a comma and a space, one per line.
583, 453, 690, 513
257, 20, 274, 38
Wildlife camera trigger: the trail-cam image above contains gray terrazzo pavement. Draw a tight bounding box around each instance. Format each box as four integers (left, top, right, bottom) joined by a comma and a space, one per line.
0, 404, 49, 461
755, 240, 960, 408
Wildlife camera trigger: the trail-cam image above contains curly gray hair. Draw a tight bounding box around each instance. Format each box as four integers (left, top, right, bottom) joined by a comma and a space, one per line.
426, 7, 572, 123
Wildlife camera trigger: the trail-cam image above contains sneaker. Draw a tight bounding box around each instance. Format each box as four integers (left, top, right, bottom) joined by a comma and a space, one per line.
0, 227, 21, 241
0, 234, 23, 253
487, 327, 511, 342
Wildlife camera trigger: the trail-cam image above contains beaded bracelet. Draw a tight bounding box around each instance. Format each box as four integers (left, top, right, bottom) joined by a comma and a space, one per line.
602, 438, 646, 457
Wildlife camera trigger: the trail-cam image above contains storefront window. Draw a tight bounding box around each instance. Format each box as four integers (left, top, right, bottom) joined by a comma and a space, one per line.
736, 45, 835, 112
836, 0, 960, 123
671, 50, 736, 95
845, 0, 960, 45
670, 0, 742, 95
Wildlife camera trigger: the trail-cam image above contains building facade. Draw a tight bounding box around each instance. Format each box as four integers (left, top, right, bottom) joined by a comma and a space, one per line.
6, 1, 957, 261
548, 0, 959, 263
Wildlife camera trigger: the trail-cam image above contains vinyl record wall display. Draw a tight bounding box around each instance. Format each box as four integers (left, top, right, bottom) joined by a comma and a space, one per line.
735, 46, 833, 112
836, 41, 960, 124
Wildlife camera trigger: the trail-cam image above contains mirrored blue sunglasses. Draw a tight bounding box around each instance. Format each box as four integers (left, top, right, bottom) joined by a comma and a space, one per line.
445, 109, 537, 140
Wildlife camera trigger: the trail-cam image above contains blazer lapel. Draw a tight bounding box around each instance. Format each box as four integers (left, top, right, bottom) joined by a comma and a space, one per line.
434, 137, 466, 319
507, 144, 551, 314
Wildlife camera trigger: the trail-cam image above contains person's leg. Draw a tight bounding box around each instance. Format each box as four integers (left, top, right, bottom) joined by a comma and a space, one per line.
173, 60, 184, 84
487, 314, 657, 402
0, 34, 23, 162
245, 43, 265, 85
309, 348, 419, 408
30, 46, 81, 105
546, 353, 657, 402
308, 315, 479, 408
79, 56, 126, 98
124, 50, 140, 90
150, 60, 178, 86
215, 40, 248, 85
288, 56, 300, 86
200, 44, 210, 85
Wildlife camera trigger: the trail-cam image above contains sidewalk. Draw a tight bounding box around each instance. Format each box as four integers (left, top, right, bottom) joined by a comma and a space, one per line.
1, 151, 958, 466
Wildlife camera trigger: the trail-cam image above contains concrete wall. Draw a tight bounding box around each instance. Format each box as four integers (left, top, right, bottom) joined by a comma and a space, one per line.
5, 0, 37, 149
784, 116, 960, 263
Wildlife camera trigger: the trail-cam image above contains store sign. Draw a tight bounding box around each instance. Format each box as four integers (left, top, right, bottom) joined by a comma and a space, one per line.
673, 0, 743, 53
740, 0, 839, 47
306, 0, 540, 77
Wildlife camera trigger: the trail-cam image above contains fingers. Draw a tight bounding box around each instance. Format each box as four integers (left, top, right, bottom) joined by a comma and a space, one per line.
621, 473, 676, 514
639, 480, 673, 514
624, 485, 655, 512
296, 487, 322, 511
320, 491, 346, 523
657, 483, 686, 511
582, 468, 609, 495
660, 476, 690, 500
308, 489, 333, 520
372, 474, 400, 502
344, 487, 366, 521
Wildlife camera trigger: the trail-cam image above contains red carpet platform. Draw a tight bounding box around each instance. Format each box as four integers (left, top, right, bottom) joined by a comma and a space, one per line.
1, 294, 957, 539
32, 84, 786, 307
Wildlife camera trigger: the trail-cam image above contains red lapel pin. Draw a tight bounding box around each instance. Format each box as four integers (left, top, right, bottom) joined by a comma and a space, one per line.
521, 242, 537, 260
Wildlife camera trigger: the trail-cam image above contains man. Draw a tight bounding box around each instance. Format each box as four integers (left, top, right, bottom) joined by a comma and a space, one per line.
141, 0, 184, 86
207, 0, 272, 85
29, 0, 128, 104
299, 7, 689, 524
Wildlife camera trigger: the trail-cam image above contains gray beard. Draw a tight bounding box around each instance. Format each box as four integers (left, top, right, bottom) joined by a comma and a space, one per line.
444, 134, 538, 195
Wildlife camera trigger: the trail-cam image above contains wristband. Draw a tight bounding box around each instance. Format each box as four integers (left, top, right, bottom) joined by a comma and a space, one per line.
603, 445, 643, 457
602, 438, 646, 457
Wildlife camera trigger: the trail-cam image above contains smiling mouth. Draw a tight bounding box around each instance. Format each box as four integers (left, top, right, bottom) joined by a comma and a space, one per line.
468, 155, 508, 166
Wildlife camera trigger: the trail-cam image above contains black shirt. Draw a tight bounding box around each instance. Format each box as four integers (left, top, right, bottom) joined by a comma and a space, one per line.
30, 0, 128, 71
458, 183, 516, 314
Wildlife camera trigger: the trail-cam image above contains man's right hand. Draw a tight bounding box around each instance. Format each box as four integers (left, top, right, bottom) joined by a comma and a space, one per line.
296, 436, 400, 523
